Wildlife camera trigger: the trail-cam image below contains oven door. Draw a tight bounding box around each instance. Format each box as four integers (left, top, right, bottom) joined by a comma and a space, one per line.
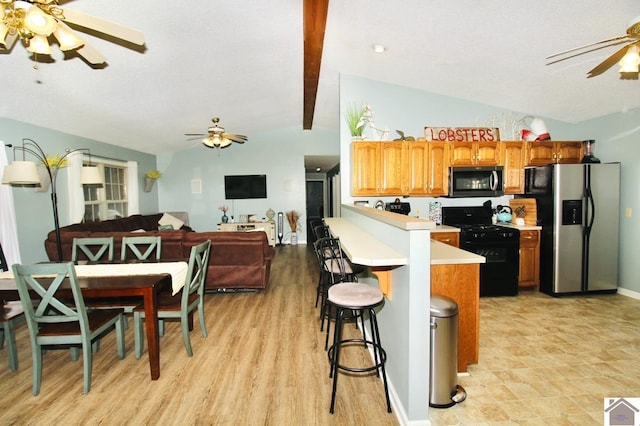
460, 237, 519, 297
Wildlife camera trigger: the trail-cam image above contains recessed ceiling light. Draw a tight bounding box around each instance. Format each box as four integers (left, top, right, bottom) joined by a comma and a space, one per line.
372, 44, 387, 54
316, 167, 322, 172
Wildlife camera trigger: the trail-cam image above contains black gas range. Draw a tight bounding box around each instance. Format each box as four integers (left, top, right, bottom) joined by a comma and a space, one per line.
442, 206, 520, 297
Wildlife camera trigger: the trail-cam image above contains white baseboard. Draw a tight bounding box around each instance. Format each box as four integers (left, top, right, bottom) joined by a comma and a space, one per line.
617, 287, 640, 299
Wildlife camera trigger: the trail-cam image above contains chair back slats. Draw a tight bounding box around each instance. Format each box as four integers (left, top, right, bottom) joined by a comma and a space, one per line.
183, 240, 211, 306
72, 237, 115, 262
121, 236, 162, 261
12, 262, 88, 329
314, 237, 353, 285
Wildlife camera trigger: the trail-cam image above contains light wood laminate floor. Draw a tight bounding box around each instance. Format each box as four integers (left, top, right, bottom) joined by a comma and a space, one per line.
1, 245, 639, 425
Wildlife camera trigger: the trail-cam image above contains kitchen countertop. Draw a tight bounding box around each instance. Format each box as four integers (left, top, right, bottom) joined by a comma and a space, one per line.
430, 240, 485, 265
430, 224, 461, 233
497, 223, 542, 231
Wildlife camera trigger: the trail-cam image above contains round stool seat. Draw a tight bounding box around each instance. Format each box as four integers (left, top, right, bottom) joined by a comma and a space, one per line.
327, 283, 383, 308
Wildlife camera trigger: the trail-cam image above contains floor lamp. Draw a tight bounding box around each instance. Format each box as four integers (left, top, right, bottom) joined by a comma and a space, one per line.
2, 138, 103, 261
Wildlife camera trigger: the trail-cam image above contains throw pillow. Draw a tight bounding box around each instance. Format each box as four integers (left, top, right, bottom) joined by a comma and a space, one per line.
158, 213, 184, 230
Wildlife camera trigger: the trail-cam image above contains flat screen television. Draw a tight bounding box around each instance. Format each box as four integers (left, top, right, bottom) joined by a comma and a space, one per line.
224, 174, 267, 199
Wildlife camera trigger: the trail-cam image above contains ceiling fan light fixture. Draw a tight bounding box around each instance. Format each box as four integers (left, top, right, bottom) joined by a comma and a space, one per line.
23, 6, 57, 36
26, 33, 51, 55
54, 25, 83, 51
619, 44, 640, 74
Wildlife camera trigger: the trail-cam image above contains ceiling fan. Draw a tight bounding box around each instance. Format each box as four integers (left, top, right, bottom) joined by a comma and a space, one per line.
185, 117, 248, 149
0, 0, 145, 67
546, 15, 640, 78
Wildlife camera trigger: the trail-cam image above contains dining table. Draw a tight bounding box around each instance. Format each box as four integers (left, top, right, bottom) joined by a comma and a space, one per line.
0, 261, 189, 380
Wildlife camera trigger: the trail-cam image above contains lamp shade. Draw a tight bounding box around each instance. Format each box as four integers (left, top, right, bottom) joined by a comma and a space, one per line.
1, 161, 40, 184
80, 166, 103, 185
26, 34, 52, 55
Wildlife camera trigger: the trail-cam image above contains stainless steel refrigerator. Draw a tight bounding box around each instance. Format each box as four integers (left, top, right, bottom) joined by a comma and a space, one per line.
521, 162, 621, 296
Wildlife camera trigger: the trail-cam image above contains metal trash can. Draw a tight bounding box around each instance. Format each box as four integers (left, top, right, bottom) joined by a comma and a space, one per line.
429, 295, 466, 408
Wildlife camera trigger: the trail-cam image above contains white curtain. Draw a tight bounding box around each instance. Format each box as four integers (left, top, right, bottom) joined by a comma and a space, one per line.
67, 151, 84, 224
0, 144, 22, 266
127, 161, 140, 215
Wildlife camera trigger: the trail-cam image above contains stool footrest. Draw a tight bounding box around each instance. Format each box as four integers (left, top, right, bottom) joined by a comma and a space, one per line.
327, 339, 387, 374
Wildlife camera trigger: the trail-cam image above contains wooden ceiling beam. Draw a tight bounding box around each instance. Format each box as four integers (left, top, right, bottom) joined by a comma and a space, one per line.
303, 0, 329, 130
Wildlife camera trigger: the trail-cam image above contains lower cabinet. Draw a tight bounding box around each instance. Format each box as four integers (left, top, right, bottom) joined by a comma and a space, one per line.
431, 232, 459, 247
518, 230, 540, 288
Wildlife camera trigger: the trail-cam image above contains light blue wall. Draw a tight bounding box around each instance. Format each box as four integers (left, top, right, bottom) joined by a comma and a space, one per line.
156, 126, 339, 242
1, 118, 158, 264
338, 74, 638, 293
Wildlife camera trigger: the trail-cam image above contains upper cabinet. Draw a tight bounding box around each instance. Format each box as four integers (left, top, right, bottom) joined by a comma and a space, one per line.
351, 142, 406, 196
525, 141, 583, 166
406, 142, 448, 196
500, 142, 525, 194
449, 141, 500, 166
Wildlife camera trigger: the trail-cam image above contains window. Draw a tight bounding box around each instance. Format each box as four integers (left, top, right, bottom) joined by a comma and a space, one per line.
83, 161, 129, 222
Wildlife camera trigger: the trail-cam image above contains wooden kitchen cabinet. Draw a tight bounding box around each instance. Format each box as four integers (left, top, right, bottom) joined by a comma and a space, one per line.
500, 142, 525, 194
351, 142, 380, 196
406, 142, 449, 196
431, 232, 459, 247
518, 230, 540, 288
378, 142, 407, 195
449, 141, 500, 166
351, 142, 406, 196
525, 141, 583, 166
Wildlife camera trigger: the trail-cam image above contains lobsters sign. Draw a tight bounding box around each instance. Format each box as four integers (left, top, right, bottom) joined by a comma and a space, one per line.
424, 127, 500, 142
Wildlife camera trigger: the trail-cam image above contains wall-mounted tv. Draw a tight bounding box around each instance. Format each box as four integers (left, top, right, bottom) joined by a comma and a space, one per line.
224, 174, 267, 199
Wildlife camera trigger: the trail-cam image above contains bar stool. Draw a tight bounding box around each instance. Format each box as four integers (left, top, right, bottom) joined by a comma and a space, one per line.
326, 282, 392, 414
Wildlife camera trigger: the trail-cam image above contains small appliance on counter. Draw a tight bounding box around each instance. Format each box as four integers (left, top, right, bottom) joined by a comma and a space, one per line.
385, 200, 411, 215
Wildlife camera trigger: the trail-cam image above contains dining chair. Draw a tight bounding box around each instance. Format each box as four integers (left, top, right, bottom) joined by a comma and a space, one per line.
71, 237, 115, 262
1, 242, 24, 371
12, 262, 126, 395
121, 236, 162, 261
133, 240, 211, 358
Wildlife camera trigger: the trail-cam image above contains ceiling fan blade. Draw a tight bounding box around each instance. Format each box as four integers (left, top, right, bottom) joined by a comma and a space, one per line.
546, 34, 631, 60
184, 133, 207, 136
60, 8, 145, 46
0, 33, 18, 51
224, 134, 248, 143
587, 43, 633, 77
75, 41, 107, 65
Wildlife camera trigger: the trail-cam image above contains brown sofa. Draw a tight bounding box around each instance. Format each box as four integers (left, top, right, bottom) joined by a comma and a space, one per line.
44, 213, 276, 292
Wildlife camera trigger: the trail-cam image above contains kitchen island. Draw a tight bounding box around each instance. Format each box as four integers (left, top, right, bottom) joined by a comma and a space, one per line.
325, 206, 485, 422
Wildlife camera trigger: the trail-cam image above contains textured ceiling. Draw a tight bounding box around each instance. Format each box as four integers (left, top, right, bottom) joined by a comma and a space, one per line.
1, 0, 639, 156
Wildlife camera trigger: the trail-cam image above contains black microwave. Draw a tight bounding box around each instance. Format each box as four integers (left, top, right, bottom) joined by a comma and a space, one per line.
448, 166, 504, 198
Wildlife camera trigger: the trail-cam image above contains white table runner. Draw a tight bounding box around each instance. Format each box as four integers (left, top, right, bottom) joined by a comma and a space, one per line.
0, 262, 189, 295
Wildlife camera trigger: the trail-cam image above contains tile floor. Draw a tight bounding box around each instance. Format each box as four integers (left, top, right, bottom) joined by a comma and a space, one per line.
428, 289, 640, 425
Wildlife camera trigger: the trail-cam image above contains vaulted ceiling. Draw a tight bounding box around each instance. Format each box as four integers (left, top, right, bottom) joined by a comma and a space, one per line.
1, 0, 640, 156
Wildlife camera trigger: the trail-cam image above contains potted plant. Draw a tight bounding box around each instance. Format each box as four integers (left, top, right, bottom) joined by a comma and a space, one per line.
285, 210, 300, 245
144, 170, 161, 192
344, 103, 366, 140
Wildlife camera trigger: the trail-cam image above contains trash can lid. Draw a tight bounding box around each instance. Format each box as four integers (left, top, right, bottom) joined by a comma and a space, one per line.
430, 295, 458, 317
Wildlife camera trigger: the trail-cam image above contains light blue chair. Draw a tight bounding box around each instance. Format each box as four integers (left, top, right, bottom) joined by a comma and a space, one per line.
71, 237, 115, 262
121, 236, 162, 261
133, 240, 211, 358
12, 262, 126, 395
